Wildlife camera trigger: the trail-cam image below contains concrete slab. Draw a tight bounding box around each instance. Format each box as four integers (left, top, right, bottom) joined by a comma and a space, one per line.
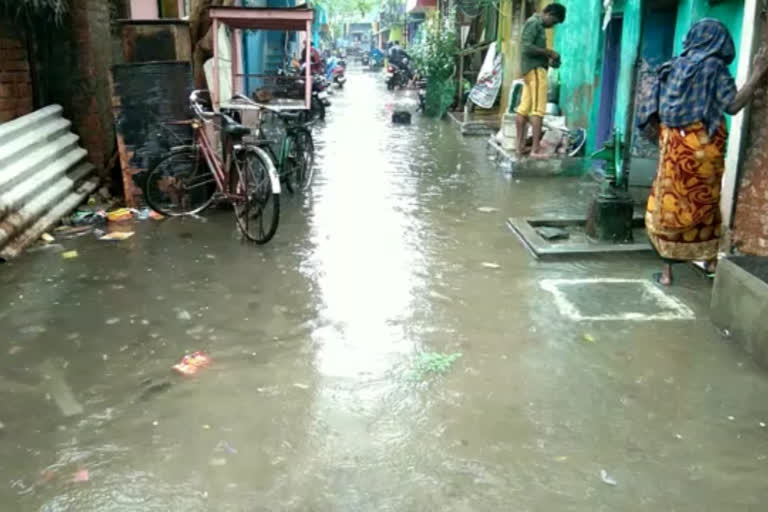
488, 138, 590, 177
711, 256, 768, 369
507, 217, 652, 259
541, 278, 696, 321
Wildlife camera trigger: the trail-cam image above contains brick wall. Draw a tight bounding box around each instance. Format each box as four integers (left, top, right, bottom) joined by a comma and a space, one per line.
732, 16, 768, 256
69, 0, 116, 174
732, 77, 768, 255
0, 22, 33, 123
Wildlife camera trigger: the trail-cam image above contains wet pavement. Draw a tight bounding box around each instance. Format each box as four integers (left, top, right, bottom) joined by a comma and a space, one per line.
2, 68, 768, 511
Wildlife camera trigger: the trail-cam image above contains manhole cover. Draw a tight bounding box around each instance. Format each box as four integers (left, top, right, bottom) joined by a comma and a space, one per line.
540, 278, 695, 321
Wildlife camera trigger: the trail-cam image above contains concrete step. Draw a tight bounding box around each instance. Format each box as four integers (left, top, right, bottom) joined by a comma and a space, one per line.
0, 162, 95, 249
0, 105, 63, 147
0, 147, 87, 220
0, 117, 72, 170
0, 132, 80, 194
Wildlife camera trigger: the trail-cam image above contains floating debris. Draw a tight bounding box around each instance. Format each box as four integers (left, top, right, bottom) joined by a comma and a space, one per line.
99, 231, 135, 241
70, 469, 89, 483
600, 469, 617, 486
481, 262, 501, 270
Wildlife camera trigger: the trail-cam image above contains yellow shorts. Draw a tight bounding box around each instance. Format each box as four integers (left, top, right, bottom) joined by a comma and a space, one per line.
516, 68, 548, 118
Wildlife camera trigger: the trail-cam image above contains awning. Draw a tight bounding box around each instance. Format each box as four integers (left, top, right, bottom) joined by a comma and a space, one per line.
406, 0, 437, 13
209, 6, 314, 31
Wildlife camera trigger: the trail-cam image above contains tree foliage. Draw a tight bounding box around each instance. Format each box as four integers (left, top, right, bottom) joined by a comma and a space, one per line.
410, 9, 457, 117
0, 0, 68, 22
314, 0, 377, 21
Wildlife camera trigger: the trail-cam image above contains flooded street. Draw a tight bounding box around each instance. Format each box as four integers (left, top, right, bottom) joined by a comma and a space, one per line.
2, 69, 768, 510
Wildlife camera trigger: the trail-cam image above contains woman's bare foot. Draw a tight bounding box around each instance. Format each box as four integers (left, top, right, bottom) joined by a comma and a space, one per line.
653, 263, 674, 286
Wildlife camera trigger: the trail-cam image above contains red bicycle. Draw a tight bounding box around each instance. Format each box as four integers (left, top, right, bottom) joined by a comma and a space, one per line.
143, 90, 281, 244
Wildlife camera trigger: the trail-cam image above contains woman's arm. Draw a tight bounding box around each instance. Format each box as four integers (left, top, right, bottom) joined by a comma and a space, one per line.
726, 47, 768, 115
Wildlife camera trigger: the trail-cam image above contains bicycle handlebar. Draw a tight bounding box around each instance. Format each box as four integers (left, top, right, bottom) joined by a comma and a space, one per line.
189, 89, 240, 126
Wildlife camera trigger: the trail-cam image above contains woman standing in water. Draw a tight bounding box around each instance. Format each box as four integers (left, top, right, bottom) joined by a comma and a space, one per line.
638, 19, 768, 286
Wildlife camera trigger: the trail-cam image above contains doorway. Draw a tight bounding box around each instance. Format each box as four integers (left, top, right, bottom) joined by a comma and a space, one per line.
595, 16, 623, 150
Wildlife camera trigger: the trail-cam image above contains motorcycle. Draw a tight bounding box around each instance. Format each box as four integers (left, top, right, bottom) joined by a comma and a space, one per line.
326, 56, 346, 89
283, 65, 330, 121
386, 59, 411, 91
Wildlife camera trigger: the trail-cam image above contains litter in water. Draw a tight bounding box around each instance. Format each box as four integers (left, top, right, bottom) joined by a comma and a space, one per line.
107, 208, 133, 223
215, 440, 238, 454
476, 206, 498, 213
481, 262, 501, 269
61, 251, 79, 260
99, 231, 135, 241
41, 233, 55, 243
583, 333, 596, 343
177, 310, 192, 321
172, 351, 211, 376
72, 469, 89, 483
600, 469, 617, 486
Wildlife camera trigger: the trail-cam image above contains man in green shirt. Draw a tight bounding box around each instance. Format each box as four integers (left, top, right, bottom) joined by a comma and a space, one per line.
516, 3, 566, 157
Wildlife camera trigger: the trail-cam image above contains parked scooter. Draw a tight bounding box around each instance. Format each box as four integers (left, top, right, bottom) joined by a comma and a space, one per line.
369, 47, 384, 71
326, 55, 346, 89
282, 65, 330, 121
386, 59, 411, 91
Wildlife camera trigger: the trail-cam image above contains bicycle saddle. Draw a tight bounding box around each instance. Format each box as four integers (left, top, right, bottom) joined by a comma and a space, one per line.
221, 115, 251, 137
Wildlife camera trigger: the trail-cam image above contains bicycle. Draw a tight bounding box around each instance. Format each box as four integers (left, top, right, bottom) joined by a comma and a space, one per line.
230, 94, 315, 193
142, 90, 281, 245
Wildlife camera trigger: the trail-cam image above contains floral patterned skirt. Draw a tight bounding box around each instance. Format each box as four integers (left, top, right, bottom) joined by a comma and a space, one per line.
645, 121, 727, 261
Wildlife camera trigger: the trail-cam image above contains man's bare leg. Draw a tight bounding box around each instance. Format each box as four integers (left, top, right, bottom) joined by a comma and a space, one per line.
530, 115, 544, 155
516, 114, 529, 156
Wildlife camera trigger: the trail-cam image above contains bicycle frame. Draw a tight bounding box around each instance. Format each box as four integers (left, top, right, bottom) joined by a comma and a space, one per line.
186, 91, 281, 197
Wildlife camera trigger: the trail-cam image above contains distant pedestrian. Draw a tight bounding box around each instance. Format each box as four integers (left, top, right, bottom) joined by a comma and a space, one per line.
638, 19, 768, 286
515, 3, 566, 157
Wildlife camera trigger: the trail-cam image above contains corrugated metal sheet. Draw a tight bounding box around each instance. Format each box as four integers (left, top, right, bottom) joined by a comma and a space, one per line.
0, 105, 99, 260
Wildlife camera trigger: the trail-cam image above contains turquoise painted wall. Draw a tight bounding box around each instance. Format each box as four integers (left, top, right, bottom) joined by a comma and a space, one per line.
557, 0, 744, 153
555, 0, 603, 145
674, 0, 743, 75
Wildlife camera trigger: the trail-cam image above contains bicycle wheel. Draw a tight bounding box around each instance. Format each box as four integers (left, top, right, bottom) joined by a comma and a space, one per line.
286, 129, 315, 193
144, 145, 216, 216
232, 147, 280, 244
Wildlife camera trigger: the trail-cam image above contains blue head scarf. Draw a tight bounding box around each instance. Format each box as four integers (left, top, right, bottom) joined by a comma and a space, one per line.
637, 19, 737, 136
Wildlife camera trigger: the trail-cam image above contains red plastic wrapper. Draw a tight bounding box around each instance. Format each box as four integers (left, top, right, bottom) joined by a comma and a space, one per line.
172, 351, 211, 376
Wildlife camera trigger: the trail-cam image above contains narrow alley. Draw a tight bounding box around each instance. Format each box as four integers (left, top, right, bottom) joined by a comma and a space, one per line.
1, 69, 768, 510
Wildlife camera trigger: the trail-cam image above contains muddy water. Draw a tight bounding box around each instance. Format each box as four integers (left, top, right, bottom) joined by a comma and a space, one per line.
2, 69, 768, 511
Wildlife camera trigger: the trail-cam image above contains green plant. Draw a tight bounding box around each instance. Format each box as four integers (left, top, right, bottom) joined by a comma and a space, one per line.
411, 351, 462, 379
411, 9, 457, 117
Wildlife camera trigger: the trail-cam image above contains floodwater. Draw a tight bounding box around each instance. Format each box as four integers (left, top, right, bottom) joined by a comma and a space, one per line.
2, 69, 768, 511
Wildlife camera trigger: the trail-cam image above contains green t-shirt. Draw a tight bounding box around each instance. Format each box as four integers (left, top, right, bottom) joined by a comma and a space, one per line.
520, 15, 548, 76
